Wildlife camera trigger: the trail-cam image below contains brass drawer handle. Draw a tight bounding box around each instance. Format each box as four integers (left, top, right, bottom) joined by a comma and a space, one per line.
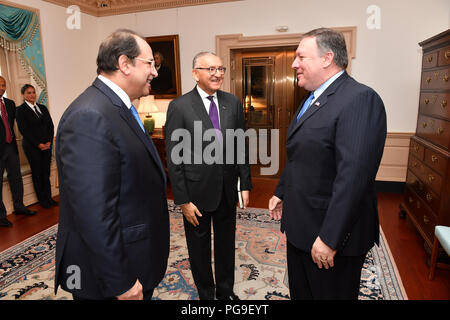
443, 74, 449, 82
431, 155, 438, 163
445, 51, 450, 59
426, 77, 431, 83
437, 127, 444, 135
424, 98, 430, 105
442, 100, 447, 108
428, 174, 435, 183
426, 193, 433, 202
408, 197, 414, 203
412, 161, 418, 167
422, 122, 427, 128
427, 56, 433, 63
423, 215, 430, 224
414, 145, 419, 152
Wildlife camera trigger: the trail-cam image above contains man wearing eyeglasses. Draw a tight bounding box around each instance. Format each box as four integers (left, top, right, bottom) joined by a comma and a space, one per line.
165, 52, 252, 300
269, 28, 386, 299
55, 29, 169, 300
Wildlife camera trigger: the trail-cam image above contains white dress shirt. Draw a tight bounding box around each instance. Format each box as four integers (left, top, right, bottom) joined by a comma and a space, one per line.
25, 100, 43, 116
98, 75, 132, 110
196, 85, 221, 127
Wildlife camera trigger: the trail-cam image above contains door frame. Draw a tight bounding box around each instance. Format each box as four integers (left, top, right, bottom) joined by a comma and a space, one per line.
215, 27, 356, 94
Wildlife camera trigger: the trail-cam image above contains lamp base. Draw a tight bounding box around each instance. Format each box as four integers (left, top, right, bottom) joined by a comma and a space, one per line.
144, 117, 155, 134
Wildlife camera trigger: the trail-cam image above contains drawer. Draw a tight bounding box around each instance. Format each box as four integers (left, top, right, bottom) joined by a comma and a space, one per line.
405, 170, 441, 214
421, 67, 450, 90
423, 51, 438, 68
419, 92, 450, 120
438, 45, 450, 67
408, 153, 443, 195
416, 114, 450, 150
409, 138, 425, 160
423, 146, 448, 176
404, 188, 437, 244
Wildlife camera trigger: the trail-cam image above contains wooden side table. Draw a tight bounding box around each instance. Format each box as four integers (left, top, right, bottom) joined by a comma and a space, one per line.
151, 128, 168, 177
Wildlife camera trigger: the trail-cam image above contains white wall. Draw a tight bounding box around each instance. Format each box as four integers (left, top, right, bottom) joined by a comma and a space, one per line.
97, 0, 450, 132
5, 0, 450, 132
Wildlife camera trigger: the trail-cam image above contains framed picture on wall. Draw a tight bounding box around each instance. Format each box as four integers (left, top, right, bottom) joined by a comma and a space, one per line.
145, 34, 181, 99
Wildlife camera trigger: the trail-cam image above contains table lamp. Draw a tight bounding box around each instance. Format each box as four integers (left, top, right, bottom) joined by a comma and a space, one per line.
138, 95, 159, 134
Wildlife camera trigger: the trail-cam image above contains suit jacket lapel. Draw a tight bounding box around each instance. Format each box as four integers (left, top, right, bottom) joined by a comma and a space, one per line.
190, 87, 214, 131
93, 79, 166, 184
217, 90, 230, 137
287, 72, 349, 141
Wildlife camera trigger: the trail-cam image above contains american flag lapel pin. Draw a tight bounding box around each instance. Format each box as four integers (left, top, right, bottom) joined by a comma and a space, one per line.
315, 102, 320, 107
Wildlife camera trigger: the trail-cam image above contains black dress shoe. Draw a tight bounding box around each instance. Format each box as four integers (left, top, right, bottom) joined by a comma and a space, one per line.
0, 218, 13, 227
14, 209, 37, 216
216, 293, 240, 300
40, 202, 52, 209
48, 199, 59, 206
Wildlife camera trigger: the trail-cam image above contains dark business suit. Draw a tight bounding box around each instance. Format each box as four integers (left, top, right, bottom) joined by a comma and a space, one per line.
274, 72, 386, 299
16, 101, 54, 206
0, 97, 25, 218
54, 78, 169, 299
165, 87, 251, 299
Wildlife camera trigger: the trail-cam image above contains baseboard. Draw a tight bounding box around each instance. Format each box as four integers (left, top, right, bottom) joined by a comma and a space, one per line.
3, 160, 59, 215
376, 132, 413, 182
375, 181, 405, 194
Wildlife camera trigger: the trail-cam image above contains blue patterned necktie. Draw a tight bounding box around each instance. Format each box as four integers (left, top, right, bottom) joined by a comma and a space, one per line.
296, 93, 315, 122
207, 96, 221, 142
130, 104, 145, 132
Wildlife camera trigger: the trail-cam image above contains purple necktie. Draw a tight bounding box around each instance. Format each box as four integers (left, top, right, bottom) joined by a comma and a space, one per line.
207, 96, 221, 142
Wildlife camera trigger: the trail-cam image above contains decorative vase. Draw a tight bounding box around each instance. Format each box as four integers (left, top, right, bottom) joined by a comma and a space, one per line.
144, 115, 155, 134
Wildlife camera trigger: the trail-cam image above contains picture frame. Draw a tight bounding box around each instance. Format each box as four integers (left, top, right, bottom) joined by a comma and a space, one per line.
145, 34, 181, 99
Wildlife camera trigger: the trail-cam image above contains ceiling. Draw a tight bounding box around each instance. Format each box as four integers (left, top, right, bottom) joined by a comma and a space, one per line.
42, 0, 241, 17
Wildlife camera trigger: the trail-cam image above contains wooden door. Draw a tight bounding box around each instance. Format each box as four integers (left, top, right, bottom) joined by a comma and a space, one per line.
232, 48, 308, 178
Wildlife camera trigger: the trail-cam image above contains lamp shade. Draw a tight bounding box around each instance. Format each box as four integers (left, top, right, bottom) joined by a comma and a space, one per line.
139, 95, 160, 114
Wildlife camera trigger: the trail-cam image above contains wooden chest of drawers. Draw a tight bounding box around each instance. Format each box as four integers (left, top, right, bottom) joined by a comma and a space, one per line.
400, 30, 450, 249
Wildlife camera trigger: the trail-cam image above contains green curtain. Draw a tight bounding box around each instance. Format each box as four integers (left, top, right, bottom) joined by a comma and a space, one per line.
0, 4, 48, 105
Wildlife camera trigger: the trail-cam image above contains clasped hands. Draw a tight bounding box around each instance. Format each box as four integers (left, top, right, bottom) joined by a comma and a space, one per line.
268, 195, 336, 269
180, 191, 249, 227
38, 142, 52, 151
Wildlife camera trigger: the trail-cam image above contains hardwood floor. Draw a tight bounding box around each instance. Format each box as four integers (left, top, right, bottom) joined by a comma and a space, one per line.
1, 178, 448, 299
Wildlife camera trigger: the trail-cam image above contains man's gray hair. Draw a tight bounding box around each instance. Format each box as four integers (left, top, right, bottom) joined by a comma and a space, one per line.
301, 28, 348, 69
192, 51, 220, 69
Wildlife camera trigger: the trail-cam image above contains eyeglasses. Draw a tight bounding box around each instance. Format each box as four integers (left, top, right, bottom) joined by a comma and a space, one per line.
135, 57, 156, 68
195, 66, 227, 75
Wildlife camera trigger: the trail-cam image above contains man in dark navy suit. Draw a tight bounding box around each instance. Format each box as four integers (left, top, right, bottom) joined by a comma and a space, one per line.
0, 76, 36, 228
269, 28, 387, 300
54, 29, 169, 300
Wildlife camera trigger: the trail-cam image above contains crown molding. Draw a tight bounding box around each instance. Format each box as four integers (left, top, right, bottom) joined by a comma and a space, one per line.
42, 0, 241, 17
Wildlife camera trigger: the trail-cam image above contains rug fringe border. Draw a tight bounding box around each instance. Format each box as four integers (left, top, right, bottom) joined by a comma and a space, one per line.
379, 227, 408, 300
0, 224, 58, 256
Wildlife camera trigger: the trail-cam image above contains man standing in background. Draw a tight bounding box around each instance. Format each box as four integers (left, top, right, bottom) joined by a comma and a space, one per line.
0, 76, 36, 228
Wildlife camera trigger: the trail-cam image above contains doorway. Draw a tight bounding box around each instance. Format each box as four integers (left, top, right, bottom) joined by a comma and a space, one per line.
231, 48, 308, 178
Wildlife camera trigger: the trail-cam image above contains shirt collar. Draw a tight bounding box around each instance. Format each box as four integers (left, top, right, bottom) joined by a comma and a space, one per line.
312, 70, 345, 101
98, 75, 132, 109
25, 100, 37, 108
196, 85, 217, 100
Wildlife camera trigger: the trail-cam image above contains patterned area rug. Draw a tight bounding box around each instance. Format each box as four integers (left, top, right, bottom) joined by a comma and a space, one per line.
0, 201, 407, 300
